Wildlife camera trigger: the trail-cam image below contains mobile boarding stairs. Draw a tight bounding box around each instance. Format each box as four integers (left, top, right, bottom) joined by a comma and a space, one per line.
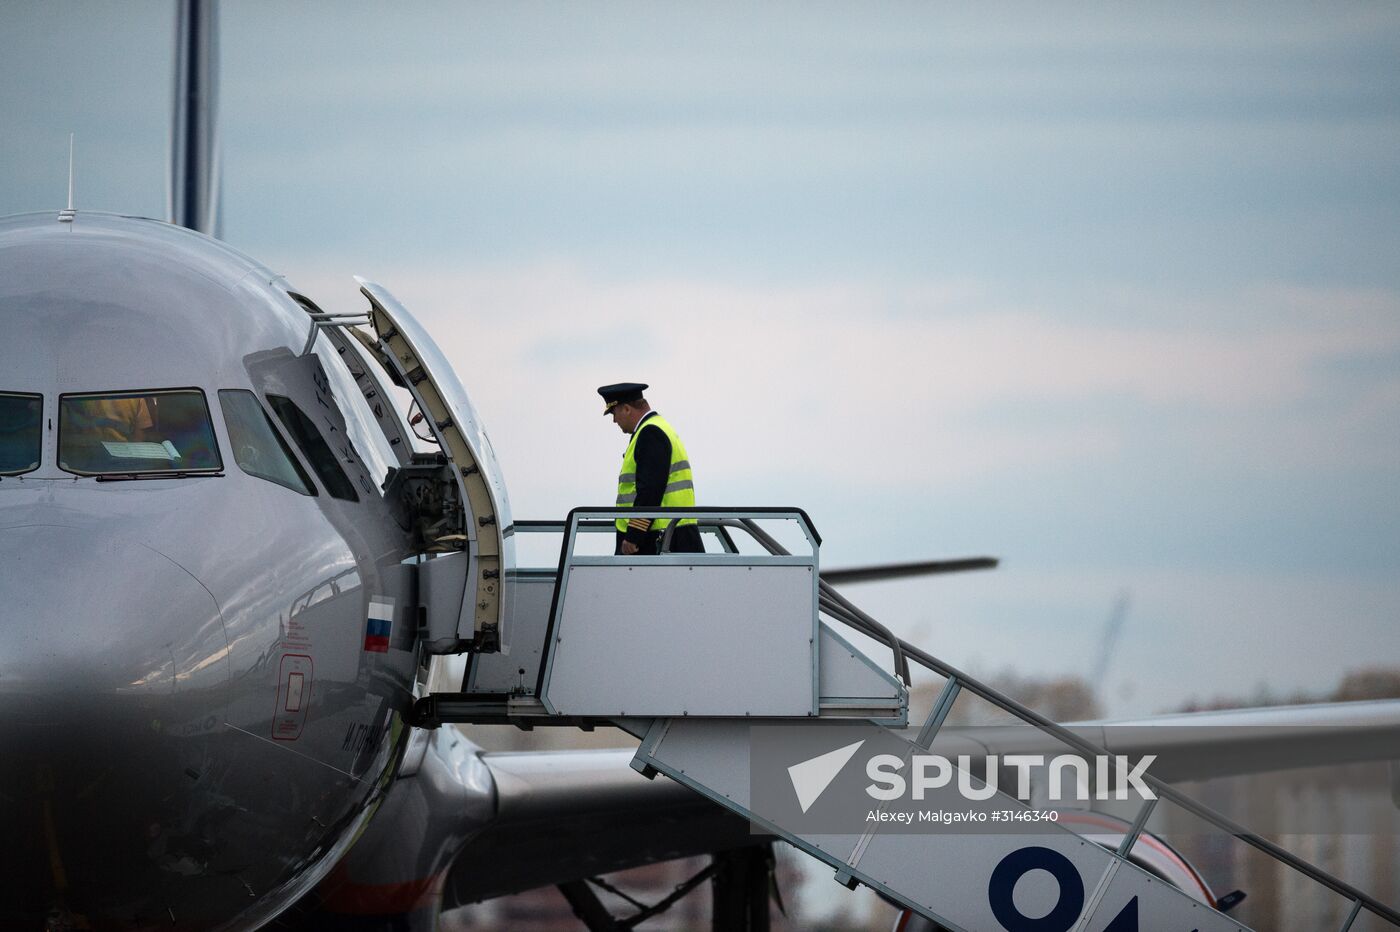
340, 280, 1395, 931
413, 508, 1400, 932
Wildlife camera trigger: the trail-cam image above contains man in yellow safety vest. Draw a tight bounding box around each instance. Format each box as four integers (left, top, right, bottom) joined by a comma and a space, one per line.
598, 382, 702, 556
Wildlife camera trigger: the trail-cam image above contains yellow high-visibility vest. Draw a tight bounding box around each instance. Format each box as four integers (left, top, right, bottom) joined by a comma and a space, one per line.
615, 413, 696, 533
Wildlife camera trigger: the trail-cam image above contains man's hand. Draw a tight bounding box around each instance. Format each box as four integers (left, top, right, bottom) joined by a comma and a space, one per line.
620, 540, 640, 555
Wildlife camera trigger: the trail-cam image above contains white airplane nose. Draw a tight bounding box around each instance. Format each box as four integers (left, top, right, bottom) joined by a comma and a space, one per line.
0, 524, 233, 924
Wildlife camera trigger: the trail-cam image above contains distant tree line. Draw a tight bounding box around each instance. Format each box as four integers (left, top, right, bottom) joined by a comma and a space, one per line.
1176, 666, 1400, 712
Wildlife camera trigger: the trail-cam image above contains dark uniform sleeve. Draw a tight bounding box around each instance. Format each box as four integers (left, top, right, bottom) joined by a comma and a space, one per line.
625, 423, 672, 546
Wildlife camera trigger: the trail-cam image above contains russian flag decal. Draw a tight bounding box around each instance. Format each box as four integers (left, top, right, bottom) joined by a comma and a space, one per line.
364, 598, 394, 653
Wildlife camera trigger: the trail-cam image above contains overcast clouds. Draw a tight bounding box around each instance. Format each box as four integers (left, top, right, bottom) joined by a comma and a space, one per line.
3, 1, 1398, 715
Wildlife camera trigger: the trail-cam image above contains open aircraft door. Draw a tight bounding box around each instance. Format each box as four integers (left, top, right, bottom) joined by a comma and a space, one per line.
355, 278, 514, 654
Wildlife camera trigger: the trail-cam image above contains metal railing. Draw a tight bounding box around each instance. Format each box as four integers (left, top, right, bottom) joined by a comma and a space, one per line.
532, 507, 824, 705
510, 509, 1396, 927
729, 515, 1398, 929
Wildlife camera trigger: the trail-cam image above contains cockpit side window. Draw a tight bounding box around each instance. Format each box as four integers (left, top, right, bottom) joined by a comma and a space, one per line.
218, 390, 315, 496
313, 331, 399, 491
0, 392, 42, 476
58, 390, 222, 476
266, 394, 360, 502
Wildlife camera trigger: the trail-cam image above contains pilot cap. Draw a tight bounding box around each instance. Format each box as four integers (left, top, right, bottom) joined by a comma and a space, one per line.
598, 382, 648, 415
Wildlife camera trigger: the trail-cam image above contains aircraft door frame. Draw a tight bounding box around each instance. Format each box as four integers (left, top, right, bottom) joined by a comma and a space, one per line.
354, 278, 514, 654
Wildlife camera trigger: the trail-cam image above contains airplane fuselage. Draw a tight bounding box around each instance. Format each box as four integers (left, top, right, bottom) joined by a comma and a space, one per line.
0, 212, 423, 929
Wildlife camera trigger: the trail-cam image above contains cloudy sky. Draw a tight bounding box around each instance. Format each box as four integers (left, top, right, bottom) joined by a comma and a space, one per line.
3, 1, 1398, 716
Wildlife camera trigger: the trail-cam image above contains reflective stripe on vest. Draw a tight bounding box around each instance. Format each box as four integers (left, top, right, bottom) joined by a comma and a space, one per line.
615, 413, 696, 533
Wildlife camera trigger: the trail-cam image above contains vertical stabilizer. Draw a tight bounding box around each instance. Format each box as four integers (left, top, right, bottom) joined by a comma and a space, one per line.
169, 0, 221, 238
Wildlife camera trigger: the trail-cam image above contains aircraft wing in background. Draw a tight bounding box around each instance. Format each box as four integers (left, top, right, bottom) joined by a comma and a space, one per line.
822, 557, 999, 585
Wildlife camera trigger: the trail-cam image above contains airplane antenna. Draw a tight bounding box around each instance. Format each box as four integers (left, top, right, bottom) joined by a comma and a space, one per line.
59, 134, 76, 223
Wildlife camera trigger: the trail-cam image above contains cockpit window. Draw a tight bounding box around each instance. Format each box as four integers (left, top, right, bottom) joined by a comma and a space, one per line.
218, 390, 315, 496
58, 390, 222, 476
0, 392, 42, 475
266, 394, 360, 502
